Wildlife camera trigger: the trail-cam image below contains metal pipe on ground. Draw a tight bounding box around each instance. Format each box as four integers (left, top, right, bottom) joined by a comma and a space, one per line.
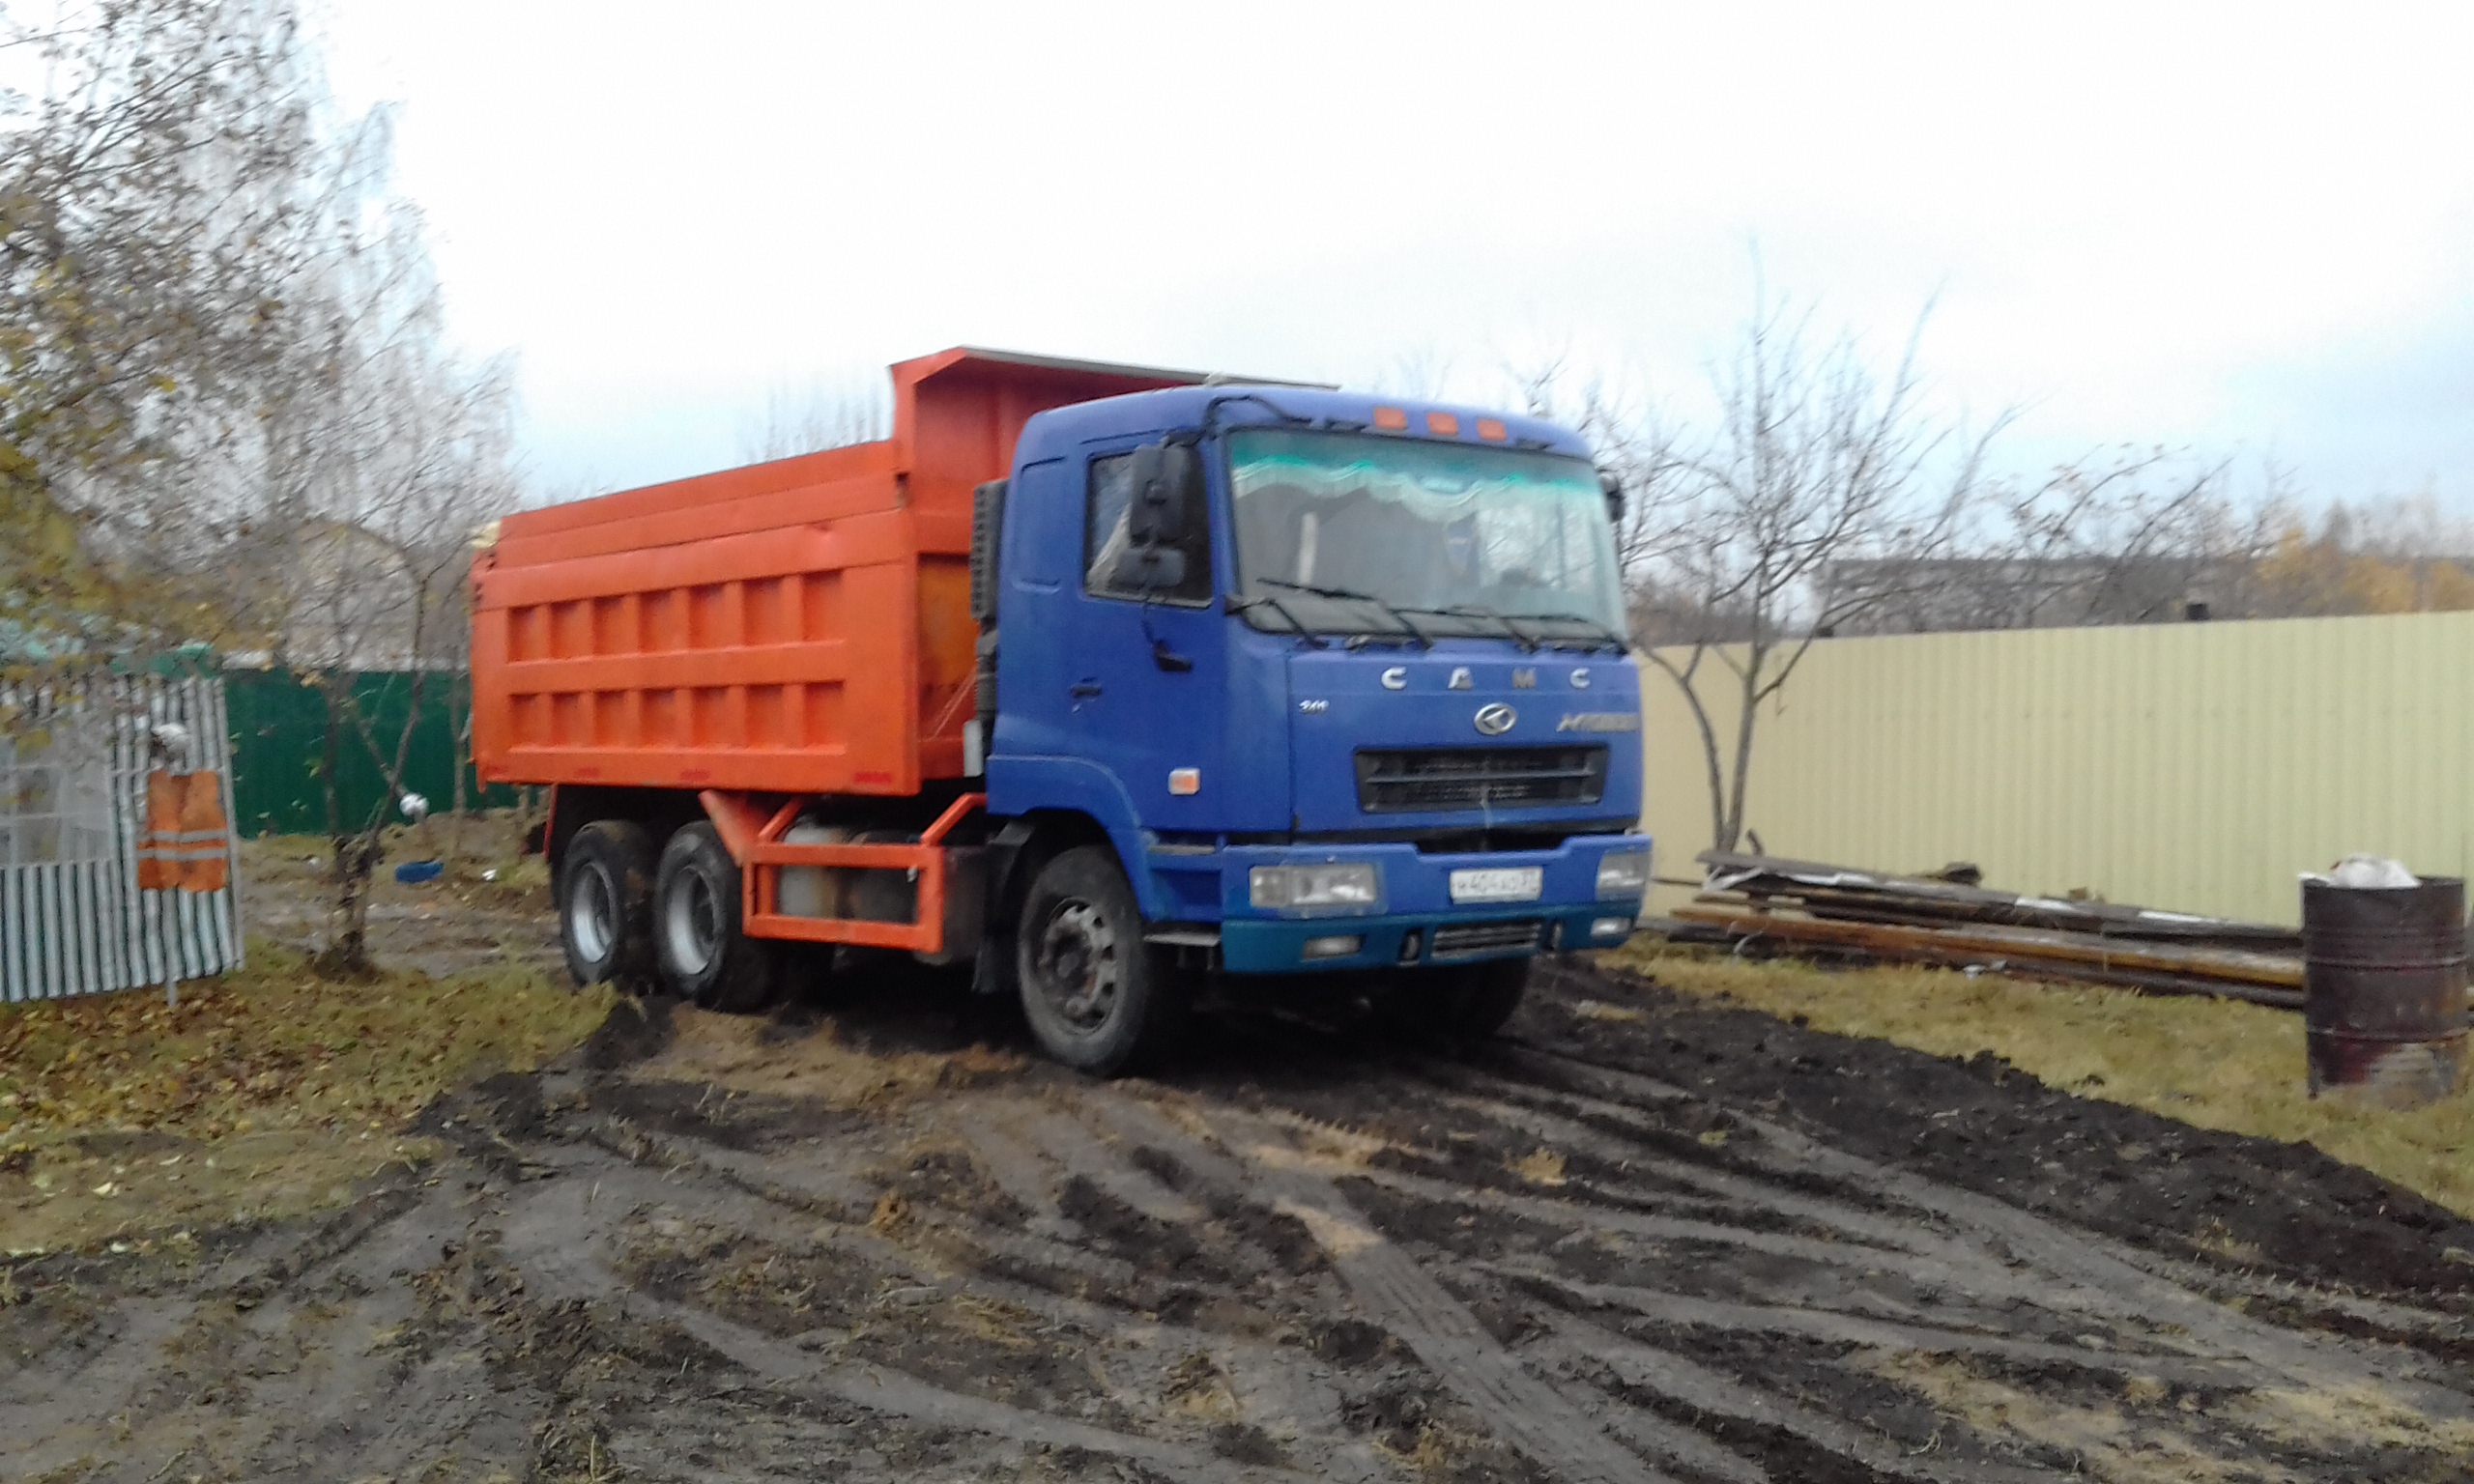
1696, 851, 2303, 952
1672, 901, 2304, 992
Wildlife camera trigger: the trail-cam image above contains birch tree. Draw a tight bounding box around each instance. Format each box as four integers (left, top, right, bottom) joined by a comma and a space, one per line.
256, 200, 517, 976
1, 0, 327, 653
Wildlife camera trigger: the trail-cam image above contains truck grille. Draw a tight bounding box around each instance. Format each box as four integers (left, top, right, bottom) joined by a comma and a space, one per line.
1430, 920, 1544, 958
1355, 746, 1607, 813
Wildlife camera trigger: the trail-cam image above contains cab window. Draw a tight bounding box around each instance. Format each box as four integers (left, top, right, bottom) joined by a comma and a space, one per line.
1084, 451, 1213, 604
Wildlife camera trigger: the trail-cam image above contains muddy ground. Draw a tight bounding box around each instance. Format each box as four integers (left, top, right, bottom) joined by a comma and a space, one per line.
7, 858, 2474, 1483
240, 822, 562, 981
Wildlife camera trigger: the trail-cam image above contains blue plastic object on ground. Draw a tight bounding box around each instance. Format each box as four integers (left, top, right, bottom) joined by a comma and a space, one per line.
394, 860, 444, 885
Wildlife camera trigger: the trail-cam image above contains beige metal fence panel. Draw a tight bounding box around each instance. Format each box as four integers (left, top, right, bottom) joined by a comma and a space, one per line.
1642, 612, 2474, 927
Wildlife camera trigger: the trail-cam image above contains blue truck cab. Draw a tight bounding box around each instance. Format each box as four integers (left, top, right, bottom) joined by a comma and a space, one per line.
979, 381, 1649, 1070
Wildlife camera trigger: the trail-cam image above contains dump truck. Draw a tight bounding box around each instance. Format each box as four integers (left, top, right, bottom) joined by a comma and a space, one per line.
472, 348, 1649, 1073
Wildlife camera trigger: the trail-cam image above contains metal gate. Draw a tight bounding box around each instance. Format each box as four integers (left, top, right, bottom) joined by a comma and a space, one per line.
0, 672, 243, 1002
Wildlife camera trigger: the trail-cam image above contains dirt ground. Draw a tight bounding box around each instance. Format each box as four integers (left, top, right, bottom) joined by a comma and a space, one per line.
7, 846, 2474, 1483
240, 820, 561, 981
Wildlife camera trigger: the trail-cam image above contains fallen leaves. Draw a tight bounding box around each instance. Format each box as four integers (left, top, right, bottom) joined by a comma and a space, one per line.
0, 942, 611, 1252
1, 943, 609, 1157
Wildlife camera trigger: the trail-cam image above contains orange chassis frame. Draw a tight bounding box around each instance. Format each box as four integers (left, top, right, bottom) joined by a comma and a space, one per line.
700, 789, 985, 956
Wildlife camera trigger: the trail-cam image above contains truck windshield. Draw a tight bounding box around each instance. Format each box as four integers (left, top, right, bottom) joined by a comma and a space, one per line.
1227, 429, 1627, 645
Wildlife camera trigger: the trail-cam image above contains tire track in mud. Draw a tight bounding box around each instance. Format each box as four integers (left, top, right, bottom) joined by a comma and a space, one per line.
1159, 1102, 1684, 1484
489, 1174, 1319, 1484
11, 995, 2474, 1484
1146, 1026, 2474, 1480
1479, 1042, 2474, 1413
1529, 1315, 2053, 1484
1103, 1084, 2048, 1481
1094, 1081, 2044, 1482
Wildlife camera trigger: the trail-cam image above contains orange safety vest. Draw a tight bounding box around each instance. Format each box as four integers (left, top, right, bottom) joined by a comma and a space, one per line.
138, 770, 230, 893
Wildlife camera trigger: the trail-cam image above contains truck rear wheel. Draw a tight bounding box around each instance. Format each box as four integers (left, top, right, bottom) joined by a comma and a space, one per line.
561, 819, 655, 989
654, 822, 778, 1013
1017, 845, 1188, 1076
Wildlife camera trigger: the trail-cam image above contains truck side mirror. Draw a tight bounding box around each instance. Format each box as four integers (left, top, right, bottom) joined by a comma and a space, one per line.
1598, 469, 1626, 526
1127, 442, 1200, 546
1114, 544, 1187, 591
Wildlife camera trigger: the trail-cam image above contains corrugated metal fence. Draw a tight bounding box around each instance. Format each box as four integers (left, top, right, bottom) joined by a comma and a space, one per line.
1642, 611, 2474, 927
1, 673, 245, 1002
223, 668, 515, 837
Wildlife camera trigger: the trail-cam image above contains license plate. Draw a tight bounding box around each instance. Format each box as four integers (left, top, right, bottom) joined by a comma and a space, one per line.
1450, 867, 1542, 904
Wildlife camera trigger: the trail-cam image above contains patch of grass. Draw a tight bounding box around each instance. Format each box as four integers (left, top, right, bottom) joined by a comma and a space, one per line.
1602, 940, 2474, 1220
0, 941, 611, 1254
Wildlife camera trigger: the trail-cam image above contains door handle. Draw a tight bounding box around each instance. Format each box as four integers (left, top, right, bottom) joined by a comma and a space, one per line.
1070, 681, 1104, 698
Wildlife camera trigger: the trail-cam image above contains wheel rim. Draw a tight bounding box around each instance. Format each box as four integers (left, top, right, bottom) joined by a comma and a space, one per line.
664, 868, 722, 976
568, 862, 617, 964
1033, 898, 1120, 1036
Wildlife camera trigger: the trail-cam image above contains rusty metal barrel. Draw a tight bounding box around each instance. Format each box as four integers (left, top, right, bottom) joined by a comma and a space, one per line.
2302, 876, 2468, 1108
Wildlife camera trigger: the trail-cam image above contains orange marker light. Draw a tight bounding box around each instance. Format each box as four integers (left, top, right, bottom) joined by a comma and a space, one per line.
1476, 417, 1507, 441
1426, 412, 1459, 436
1168, 768, 1201, 795
1373, 406, 1409, 431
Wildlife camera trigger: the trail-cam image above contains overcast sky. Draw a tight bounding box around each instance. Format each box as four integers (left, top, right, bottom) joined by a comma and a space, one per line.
319, 1, 2474, 510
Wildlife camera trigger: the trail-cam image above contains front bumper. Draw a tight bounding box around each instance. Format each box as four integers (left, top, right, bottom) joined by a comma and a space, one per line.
1149, 837, 1645, 974
1218, 908, 1635, 973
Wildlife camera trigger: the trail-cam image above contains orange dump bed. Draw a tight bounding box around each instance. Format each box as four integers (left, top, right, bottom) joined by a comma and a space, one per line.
471, 349, 1200, 796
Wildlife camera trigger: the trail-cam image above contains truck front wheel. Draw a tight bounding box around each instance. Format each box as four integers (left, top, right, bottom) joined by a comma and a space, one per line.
561, 819, 654, 989
653, 822, 778, 1013
1016, 845, 1188, 1076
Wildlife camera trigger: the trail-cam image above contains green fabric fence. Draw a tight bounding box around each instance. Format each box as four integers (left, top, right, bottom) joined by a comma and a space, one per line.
222, 668, 519, 838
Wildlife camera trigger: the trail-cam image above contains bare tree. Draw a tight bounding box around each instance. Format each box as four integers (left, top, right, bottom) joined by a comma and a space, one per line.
737, 376, 888, 463
1509, 356, 1691, 593
1373, 345, 1460, 401
1636, 299, 2003, 856
1825, 452, 2275, 633
253, 198, 516, 974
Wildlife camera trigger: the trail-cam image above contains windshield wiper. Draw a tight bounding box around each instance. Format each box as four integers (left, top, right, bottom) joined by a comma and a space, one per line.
1496, 610, 1632, 652
1227, 591, 1327, 648
1254, 577, 1433, 649
1401, 603, 1539, 654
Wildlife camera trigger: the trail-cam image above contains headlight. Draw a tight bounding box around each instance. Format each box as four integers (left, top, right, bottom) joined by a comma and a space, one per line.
1251, 863, 1381, 911
1596, 849, 1651, 902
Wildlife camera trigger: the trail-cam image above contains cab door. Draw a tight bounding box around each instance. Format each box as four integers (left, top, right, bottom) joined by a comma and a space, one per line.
1053, 445, 1231, 831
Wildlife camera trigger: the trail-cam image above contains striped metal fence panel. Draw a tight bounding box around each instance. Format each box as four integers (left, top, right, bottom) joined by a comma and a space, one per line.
1, 673, 244, 1002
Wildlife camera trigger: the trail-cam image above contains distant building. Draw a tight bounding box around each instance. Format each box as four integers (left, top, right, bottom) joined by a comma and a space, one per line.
1823, 555, 2223, 635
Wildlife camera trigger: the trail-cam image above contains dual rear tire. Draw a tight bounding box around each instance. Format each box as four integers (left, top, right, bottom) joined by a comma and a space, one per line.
652, 823, 780, 1012
561, 820, 654, 989
558, 818, 780, 1012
